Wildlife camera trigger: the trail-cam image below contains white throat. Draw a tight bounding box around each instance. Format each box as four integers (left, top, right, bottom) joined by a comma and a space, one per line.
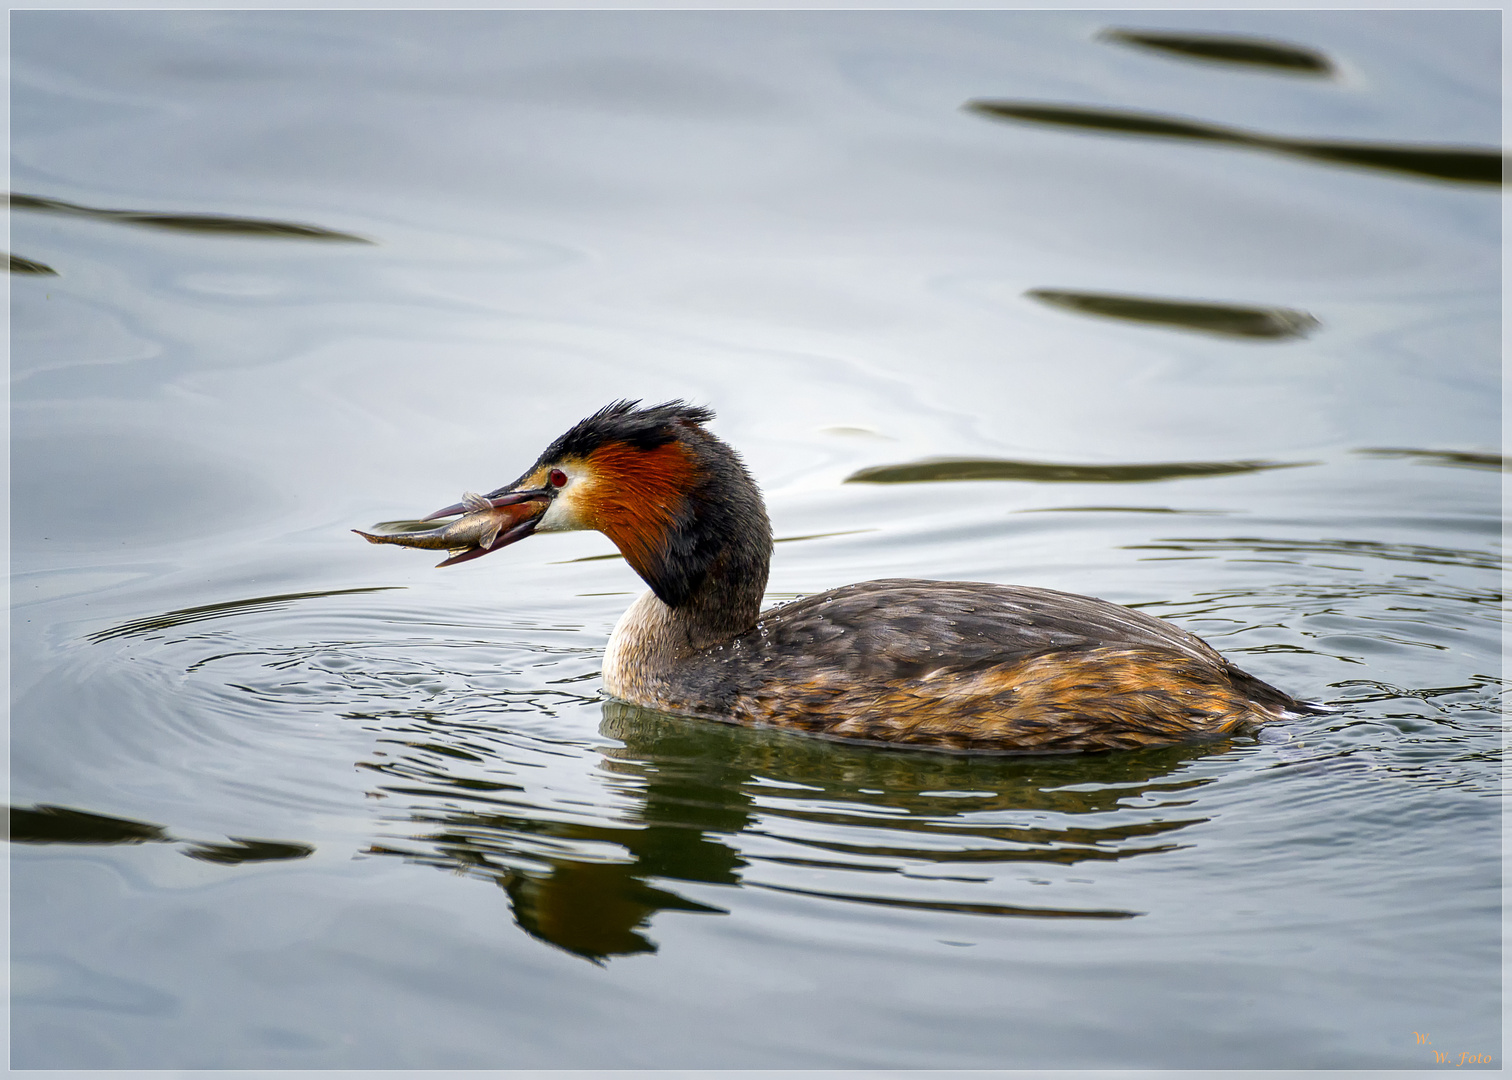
602, 589, 691, 702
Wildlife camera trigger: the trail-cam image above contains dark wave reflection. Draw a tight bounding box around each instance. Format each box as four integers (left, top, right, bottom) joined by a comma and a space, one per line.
9, 253, 57, 275
1014, 505, 1226, 515
88, 586, 403, 643
964, 101, 1504, 186
10, 192, 375, 242
846, 456, 1308, 484
756, 881, 1135, 919
357, 702, 1245, 961
1357, 448, 1504, 472
181, 838, 316, 865
1127, 535, 1501, 573
1100, 28, 1335, 76
9, 805, 314, 865
1027, 289, 1319, 339
10, 804, 170, 845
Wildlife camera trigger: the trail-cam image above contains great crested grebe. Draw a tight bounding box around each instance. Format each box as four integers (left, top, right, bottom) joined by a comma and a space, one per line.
357, 400, 1319, 753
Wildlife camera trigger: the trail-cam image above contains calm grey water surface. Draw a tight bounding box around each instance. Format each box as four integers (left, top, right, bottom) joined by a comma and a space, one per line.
10, 10, 1501, 1071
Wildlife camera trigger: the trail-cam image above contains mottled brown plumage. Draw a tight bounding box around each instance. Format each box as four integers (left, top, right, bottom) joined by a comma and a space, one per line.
612, 579, 1309, 753
360, 401, 1320, 753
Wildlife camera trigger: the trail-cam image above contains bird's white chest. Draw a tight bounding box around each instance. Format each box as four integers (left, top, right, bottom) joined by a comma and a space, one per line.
602, 590, 681, 701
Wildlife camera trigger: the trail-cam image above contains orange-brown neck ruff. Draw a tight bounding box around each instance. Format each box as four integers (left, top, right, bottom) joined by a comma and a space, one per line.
582, 440, 698, 602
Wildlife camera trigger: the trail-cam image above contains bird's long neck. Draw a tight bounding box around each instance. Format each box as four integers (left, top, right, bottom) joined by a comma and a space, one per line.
663, 519, 770, 648
600, 428, 771, 698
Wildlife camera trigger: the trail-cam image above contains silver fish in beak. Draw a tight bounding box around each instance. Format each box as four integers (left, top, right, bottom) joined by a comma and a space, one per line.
354, 490, 550, 567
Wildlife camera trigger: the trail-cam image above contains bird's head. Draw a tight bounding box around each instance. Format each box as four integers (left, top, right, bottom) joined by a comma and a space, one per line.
365, 400, 771, 610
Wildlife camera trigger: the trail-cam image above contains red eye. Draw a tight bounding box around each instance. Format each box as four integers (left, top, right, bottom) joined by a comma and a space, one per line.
548, 468, 567, 488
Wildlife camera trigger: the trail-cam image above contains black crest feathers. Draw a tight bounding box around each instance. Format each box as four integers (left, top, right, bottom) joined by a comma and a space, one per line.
543, 400, 715, 461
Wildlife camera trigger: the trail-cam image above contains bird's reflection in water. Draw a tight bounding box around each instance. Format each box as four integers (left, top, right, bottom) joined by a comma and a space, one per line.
361, 700, 1239, 962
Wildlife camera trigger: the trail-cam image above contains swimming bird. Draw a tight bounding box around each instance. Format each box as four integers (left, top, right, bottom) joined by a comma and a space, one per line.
357, 400, 1318, 753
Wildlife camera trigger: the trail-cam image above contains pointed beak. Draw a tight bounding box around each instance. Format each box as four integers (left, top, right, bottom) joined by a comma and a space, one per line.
423, 487, 551, 521
427, 486, 553, 567
355, 485, 553, 568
